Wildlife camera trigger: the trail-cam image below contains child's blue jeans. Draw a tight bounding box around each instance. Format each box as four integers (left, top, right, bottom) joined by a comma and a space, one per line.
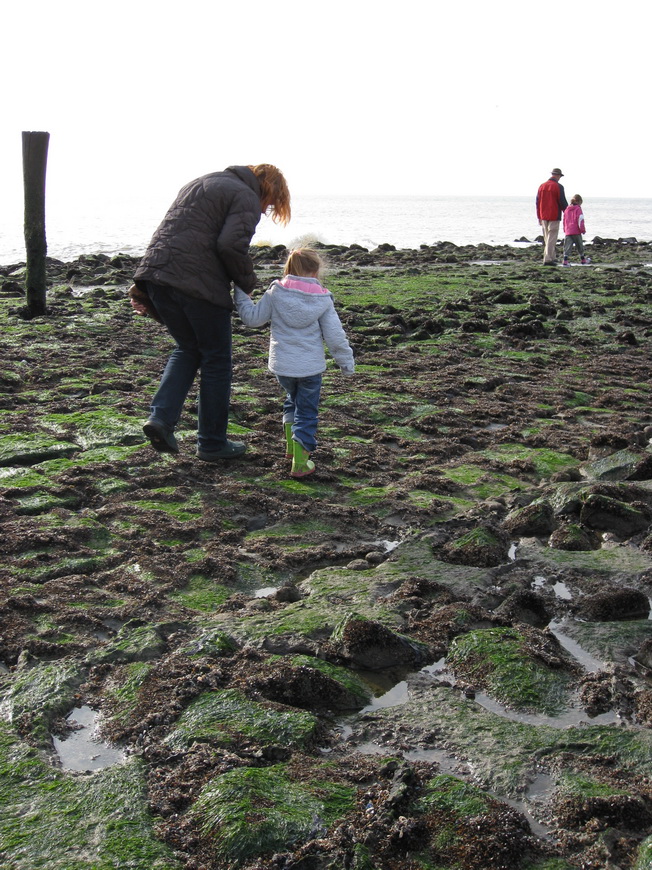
276, 373, 322, 453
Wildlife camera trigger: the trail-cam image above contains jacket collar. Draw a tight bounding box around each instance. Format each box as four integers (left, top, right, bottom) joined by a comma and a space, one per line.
226, 165, 261, 198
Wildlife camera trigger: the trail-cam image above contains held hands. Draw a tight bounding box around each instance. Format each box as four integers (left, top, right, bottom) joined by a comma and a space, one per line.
128, 285, 164, 324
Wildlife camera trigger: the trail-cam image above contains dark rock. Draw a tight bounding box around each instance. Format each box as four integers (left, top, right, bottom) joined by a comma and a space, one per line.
331, 614, 429, 670
581, 448, 650, 482
576, 587, 650, 621
494, 589, 552, 628
548, 523, 601, 551
494, 290, 519, 304
580, 493, 652, 537
275, 585, 302, 603
246, 662, 367, 712
554, 793, 652, 830
503, 502, 555, 537
1, 281, 24, 297
439, 524, 511, 567
501, 319, 547, 340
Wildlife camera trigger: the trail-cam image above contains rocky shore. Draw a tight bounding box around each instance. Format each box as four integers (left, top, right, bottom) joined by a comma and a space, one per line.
1, 241, 652, 869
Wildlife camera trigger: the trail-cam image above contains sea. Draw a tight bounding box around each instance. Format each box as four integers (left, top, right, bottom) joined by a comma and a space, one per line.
1, 195, 651, 265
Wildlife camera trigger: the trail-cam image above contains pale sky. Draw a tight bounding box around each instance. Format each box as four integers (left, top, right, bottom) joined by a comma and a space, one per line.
1, 0, 651, 226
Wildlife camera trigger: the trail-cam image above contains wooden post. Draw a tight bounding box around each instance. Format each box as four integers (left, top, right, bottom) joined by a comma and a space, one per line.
22, 131, 50, 317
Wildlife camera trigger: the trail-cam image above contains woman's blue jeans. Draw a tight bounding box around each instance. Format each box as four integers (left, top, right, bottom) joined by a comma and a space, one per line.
145, 282, 232, 453
277, 373, 322, 453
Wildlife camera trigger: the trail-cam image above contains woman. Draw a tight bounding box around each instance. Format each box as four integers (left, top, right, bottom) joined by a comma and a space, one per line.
132, 164, 291, 462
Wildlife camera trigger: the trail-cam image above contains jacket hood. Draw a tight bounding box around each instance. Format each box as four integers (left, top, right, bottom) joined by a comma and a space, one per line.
225, 165, 261, 198
270, 277, 333, 329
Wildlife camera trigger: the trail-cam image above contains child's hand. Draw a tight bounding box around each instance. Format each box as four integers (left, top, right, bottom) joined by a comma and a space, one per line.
128, 285, 164, 324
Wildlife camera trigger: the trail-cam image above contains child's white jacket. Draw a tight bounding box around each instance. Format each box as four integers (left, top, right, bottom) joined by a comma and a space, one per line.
234, 275, 355, 378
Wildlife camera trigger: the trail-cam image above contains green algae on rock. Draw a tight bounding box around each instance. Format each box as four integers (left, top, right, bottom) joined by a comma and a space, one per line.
164, 688, 318, 751
189, 764, 355, 864
0, 723, 181, 869
447, 626, 576, 715
0, 660, 84, 745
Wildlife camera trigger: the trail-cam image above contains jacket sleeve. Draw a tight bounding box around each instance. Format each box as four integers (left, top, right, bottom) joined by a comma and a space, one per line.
320, 302, 355, 374
579, 211, 586, 234
559, 184, 568, 212
234, 286, 273, 327
215, 194, 261, 293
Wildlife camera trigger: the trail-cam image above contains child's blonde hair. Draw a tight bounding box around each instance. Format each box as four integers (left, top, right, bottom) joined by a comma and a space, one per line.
571, 194, 583, 205
284, 248, 323, 278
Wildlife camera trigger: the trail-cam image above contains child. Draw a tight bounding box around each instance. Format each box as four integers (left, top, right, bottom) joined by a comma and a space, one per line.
563, 194, 590, 266
235, 248, 354, 478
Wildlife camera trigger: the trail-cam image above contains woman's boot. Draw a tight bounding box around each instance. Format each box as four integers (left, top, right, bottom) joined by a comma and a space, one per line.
291, 441, 315, 478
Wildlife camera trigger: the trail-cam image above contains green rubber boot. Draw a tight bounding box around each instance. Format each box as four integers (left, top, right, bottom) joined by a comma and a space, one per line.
291, 441, 316, 478
284, 423, 293, 459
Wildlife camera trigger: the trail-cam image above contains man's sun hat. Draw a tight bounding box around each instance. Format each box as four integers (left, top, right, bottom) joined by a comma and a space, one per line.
551, 168, 564, 176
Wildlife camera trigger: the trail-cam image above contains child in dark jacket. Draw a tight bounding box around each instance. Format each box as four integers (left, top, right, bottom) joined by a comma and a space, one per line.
235, 249, 354, 478
563, 195, 590, 265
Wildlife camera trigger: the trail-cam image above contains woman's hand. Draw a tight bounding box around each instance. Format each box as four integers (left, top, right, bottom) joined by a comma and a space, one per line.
128, 285, 164, 323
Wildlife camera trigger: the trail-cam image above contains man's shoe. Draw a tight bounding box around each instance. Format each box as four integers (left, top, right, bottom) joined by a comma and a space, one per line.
197, 440, 247, 462
143, 419, 179, 453
543, 261, 557, 266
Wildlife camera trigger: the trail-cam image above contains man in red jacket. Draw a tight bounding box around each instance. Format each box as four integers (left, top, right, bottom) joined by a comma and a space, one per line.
536, 168, 568, 265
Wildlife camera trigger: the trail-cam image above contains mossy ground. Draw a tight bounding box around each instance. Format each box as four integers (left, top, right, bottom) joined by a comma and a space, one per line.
1, 249, 652, 868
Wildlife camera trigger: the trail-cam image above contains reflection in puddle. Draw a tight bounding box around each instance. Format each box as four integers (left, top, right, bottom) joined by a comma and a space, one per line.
53, 705, 125, 772
421, 658, 446, 676
532, 575, 572, 600
379, 539, 400, 553
360, 681, 408, 713
473, 690, 618, 728
552, 582, 572, 600
548, 620, 606, 673
501, 775, 555, 840
255, 586, 278, 598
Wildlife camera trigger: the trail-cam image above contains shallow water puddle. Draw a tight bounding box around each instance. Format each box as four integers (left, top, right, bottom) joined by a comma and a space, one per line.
359, 680, 409, 713
473, 689, 618, 727
378, 539, 400, 552
500, 776, 556, 840
548, 619, 606, 672
53, 705, 125, 771
347, 733, 555, 840
552, 581, 572, 600
254, 586, 278, 598
532, 575, 572, 600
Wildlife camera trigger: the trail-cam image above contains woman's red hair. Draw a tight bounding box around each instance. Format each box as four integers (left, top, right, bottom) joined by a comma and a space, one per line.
249, 164, 291, 226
